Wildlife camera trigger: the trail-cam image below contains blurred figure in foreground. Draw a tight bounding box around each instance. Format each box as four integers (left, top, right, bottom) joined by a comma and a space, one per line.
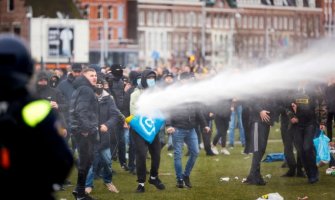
0, 34, 73, 199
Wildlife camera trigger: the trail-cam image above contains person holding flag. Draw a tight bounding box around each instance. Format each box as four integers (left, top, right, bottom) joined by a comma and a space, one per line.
129, 69, 166, 193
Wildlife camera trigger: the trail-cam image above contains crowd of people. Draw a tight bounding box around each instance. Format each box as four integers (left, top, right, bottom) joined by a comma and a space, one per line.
1, 34, 335, 200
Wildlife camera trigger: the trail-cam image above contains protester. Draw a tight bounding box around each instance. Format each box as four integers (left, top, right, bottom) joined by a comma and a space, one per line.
130, 69, 166, 193
70, 68, 99, 200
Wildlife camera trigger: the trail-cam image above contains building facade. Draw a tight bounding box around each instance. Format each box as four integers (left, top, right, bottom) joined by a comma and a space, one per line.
317, 0, 335, 37
75, 0, 138, 67
0, 0, 30, 41
137, 0, 323, 68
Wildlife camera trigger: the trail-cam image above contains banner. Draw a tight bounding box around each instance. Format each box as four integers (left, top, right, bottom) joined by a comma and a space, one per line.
48, 27, 74, 57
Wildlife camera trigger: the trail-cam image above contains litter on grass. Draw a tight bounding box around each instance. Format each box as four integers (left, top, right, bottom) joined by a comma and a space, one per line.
257, 192, 284, 200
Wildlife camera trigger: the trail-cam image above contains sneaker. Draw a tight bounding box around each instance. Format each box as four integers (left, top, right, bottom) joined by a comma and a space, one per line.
326, 167, 335, 175
148, 177, 165, 190
121, 164, 129, 171
308, 172, 319, 184
206, 151, 216, 156
281, 162, 288, 168
105, 183, 119, 193
136, 184, 145, 193
72, 190, 78, 199
220, 148, 230, 155
281, 170, 295, 177
176, 179, 184, 188
296, 170, 306, 178
129, 168, 137, 175
76, 193, 96, 200
199, 143, 204, 149
243, 177, 266, 186
63, 179, 73, 187
183, 175, 192, 188
211, 145, 219, 155
228, 144, 234, 149
308, 176, 319, 184
85, 187, 92, 194
167, 145, 174, 151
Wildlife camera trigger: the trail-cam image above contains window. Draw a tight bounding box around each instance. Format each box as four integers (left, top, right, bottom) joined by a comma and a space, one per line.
259, 17, 264, 29
289, 17, 294, 30
248, 16, 253, 29
153, 12, 159, 26
278, 17, 283, 30
97, 5, 103, 19
108, 6, 113, 19
206, 15, 211, 28
7, 0, 14, 12
13, 26, 20, 35
147, 12, 152, 26
159, 12, 165, 26
118, 27, 123, 39
254, 16, 258, 29
284, 17, 288, 30
166, 12, 171, 26
98, 27, 103, 40
243, 16, 247, 29
180, 13, 184, 26
273, 17, 278, 29
118, 6, 124, 21
83, 4, 90, 18
139, 11, 145, 26
198, 13, 202, 27
108, 27, 113, 40
173, 12, 178, 26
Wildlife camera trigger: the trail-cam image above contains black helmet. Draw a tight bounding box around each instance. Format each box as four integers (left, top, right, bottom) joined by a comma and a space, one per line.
0, 34, 34, 89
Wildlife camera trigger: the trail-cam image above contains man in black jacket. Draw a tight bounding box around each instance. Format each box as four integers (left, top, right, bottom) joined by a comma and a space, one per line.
35, 70, 68, 136
70, 68, 99, 200
106, 64, 127, 170
166, 73, 210, 189
244, 97, 277, 186
57, 63, 83, 155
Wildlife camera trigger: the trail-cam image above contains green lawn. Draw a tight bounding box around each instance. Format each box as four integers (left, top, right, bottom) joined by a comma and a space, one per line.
56, 123, 335, 200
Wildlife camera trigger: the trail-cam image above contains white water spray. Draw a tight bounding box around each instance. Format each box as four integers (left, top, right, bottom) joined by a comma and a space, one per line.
136, 38, 335, 116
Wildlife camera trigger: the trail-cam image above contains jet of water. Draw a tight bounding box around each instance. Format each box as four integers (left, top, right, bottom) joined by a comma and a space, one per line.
136, 38, 335, 117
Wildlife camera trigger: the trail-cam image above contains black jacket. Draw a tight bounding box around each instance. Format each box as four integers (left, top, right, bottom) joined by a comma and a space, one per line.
36, 85, 68, 128
107, 74, 125, 114
250, 97, 278, 126
166, 102, 208, 130
97, 90, 124, 151
69, 76, 99, 135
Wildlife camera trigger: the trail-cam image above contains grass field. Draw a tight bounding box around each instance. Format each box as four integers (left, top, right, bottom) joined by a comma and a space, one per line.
56, 123, 335, 200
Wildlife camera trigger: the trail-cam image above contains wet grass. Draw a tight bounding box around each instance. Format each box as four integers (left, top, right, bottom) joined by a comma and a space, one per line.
56, 123, 335, 200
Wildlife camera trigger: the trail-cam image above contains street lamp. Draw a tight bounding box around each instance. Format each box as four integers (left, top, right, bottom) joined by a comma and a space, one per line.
227, 12, 241, 67
265, 27, 275, 59
188, 12, 195, 57
56, 11, 65, 69
201, 1, 206, 66
39, 15, 45, 70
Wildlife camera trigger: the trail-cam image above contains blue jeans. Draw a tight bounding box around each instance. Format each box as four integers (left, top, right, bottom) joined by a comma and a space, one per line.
86, 148, 112, 187
172, 128, 199, 180
228, 105, 246, 146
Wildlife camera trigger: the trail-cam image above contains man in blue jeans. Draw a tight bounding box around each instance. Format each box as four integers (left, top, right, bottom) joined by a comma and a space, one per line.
166, 72, 210, 188
228, 99, 246, 148
166, 102, 210, 188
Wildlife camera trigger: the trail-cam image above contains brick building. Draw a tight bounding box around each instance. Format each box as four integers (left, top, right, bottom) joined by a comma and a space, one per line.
137, 0, 324, 68
0, 0, 30, 42
75, 0, 138, 67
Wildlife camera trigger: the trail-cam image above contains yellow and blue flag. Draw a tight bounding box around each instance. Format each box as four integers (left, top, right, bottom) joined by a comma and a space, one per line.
126, 114, 165, 144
